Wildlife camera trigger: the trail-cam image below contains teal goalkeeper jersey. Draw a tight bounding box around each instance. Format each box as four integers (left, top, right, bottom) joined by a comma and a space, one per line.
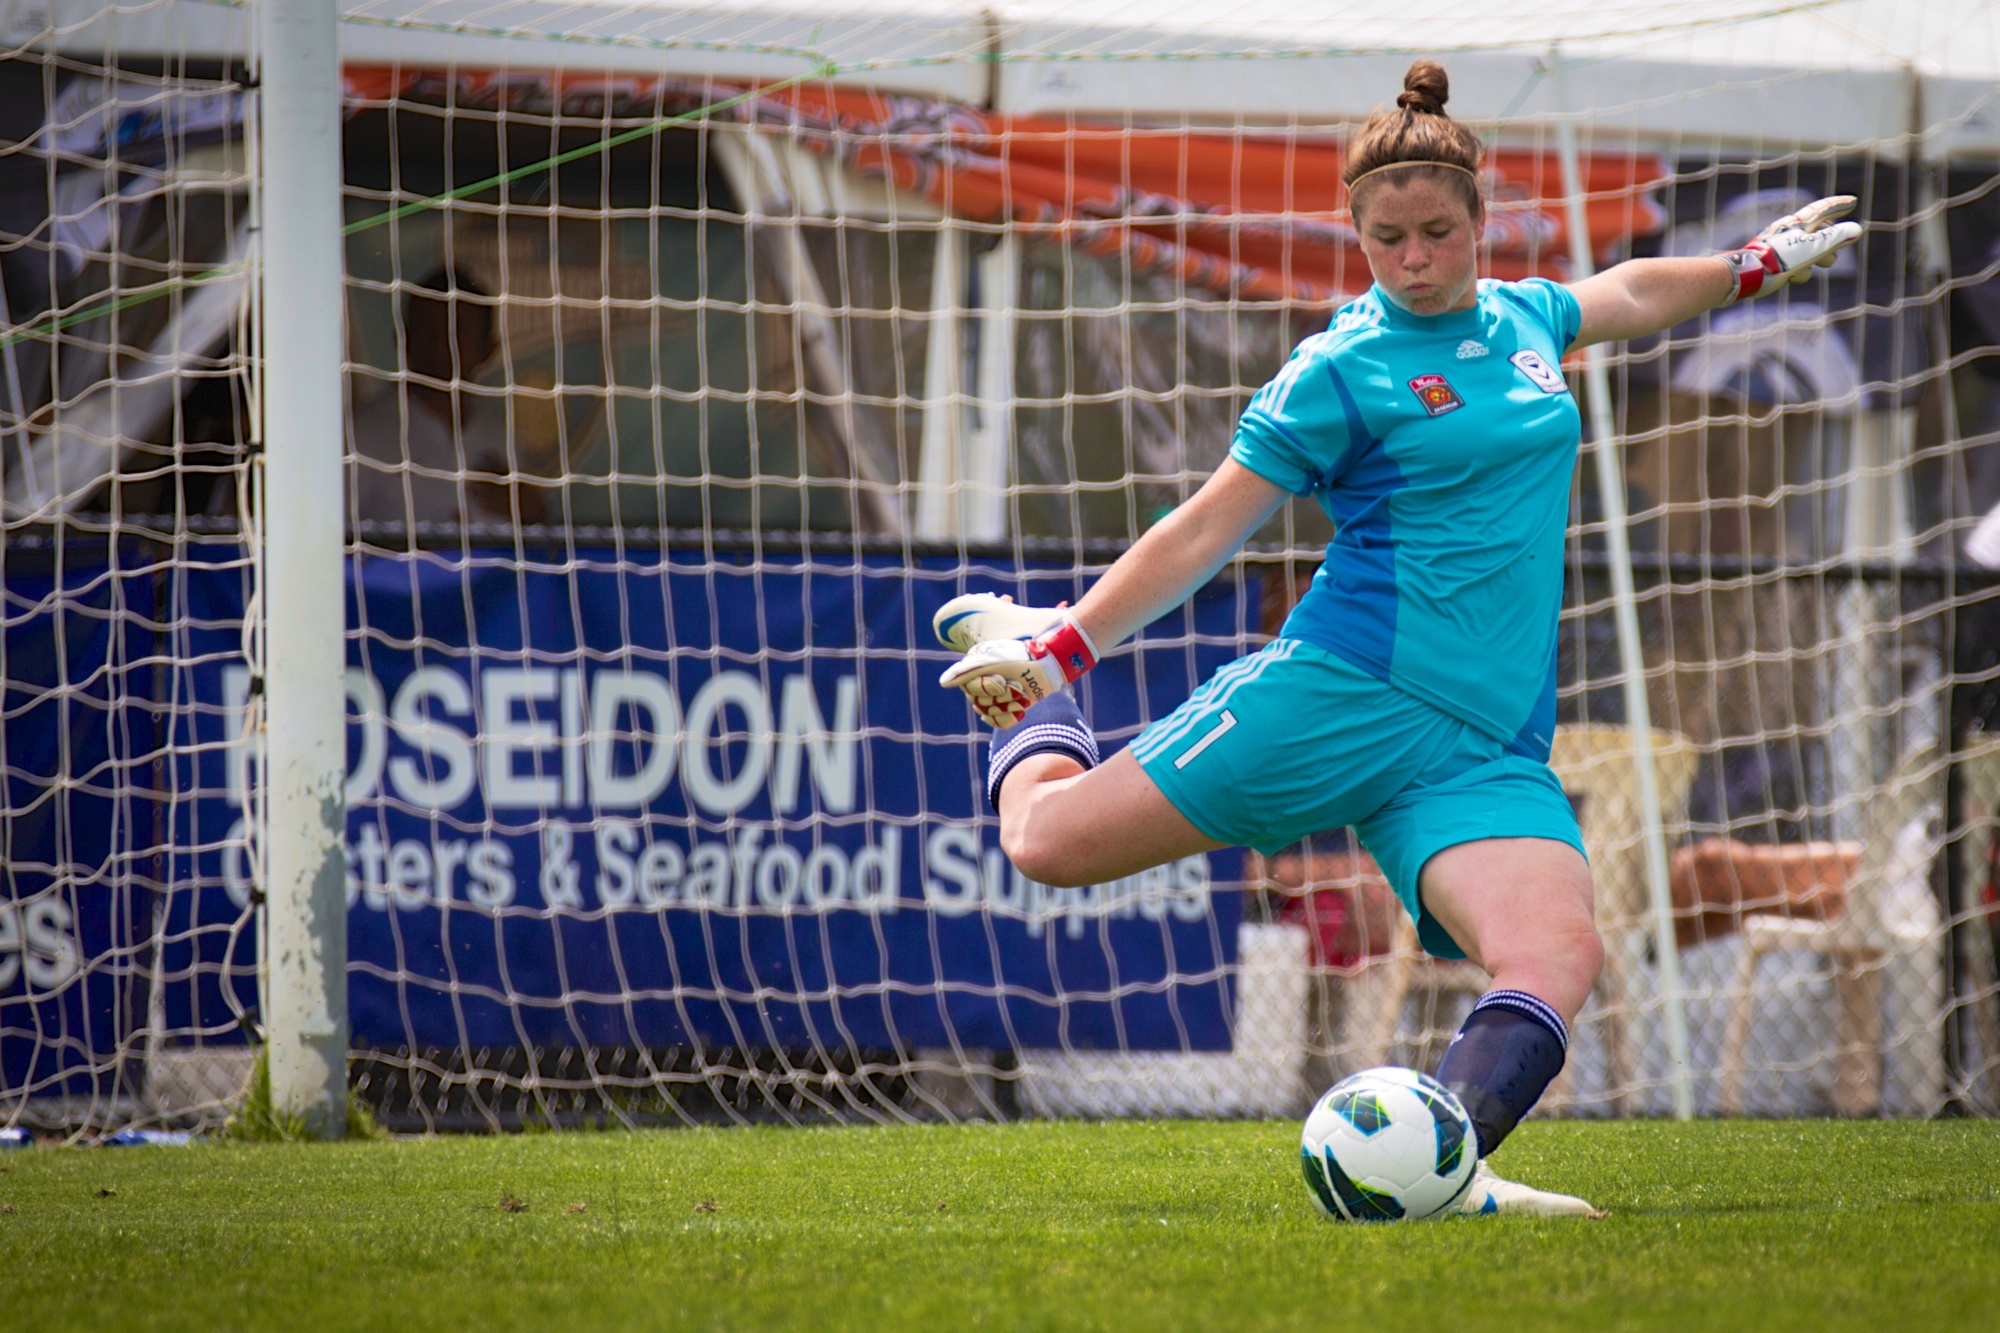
1229, 278, 1584, 760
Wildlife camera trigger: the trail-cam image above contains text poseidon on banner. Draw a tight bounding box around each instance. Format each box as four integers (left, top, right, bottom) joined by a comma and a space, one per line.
0, 547, 1250, 1092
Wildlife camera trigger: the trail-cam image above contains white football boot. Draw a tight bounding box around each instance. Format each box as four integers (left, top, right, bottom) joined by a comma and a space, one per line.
1456, 1161, 1605, 1219
933, 593, 1066, 653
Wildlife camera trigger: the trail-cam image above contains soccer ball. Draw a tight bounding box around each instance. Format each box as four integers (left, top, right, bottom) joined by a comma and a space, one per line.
1300, 1067, 1477, 1222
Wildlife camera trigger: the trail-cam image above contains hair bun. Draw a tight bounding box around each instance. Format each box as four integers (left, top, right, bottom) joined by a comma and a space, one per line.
1396, 60, 1450, 115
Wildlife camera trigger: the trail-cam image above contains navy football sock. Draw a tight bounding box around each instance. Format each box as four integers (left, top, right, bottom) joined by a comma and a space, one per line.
986, 694, 1098, 813
1435, 989, 1569, 1159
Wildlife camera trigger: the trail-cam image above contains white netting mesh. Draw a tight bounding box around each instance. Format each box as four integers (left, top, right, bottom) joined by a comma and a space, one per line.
0, 5, 259, 1129
2, 1, 1998, 1133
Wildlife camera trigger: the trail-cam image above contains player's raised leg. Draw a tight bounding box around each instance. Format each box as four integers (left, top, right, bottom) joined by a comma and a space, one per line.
1420, 837, 1607, 1218
981, 694, 1224, 888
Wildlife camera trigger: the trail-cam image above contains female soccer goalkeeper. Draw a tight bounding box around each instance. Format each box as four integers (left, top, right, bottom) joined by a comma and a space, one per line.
935, 59, 1862, 1217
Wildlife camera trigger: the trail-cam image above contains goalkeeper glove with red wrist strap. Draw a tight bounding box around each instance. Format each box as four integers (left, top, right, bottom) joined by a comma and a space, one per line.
1719, 195, 1863, 304
934, 593, 1101, 729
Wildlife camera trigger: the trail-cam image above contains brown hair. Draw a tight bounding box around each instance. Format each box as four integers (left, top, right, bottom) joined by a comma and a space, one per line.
1342, 61, 1484, 220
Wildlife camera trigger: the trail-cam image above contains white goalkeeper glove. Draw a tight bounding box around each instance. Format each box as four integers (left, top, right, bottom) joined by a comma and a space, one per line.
934, 592, 1100, 729
1719, 195, 1863, 304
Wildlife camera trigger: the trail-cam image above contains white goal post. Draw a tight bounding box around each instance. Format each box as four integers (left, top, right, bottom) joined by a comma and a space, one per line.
258, 0, 351, 1137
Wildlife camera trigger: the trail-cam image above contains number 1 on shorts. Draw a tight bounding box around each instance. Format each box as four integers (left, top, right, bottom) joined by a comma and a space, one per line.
1174, 709, 1237, 770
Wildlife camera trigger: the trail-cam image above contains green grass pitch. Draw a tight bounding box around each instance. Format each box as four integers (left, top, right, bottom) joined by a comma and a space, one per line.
1, 1119, 1995, 1330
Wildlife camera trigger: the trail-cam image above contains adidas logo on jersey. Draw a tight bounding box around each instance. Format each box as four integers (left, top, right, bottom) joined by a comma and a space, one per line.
1455, 339, 1488, 360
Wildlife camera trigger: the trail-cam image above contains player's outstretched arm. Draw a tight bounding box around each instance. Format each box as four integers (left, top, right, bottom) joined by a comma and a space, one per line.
1568, 195, 1862, 348
1067, 459, 1288, 651
937, 460, 1287, 727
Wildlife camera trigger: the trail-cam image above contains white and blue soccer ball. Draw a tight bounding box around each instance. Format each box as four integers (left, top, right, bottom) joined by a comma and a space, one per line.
1300, 1067, 1477, 1222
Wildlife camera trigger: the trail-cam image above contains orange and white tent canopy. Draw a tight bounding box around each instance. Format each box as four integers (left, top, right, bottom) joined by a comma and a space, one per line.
345, 66, 1669, 305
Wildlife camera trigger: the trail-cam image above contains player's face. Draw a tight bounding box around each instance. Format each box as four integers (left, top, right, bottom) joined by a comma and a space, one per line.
1354, 179, 1482, 316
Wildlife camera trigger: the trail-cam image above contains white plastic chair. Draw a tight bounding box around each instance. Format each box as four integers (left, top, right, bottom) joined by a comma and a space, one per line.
1717, 754, 1938, 1116
1547, 726, 1700, 1115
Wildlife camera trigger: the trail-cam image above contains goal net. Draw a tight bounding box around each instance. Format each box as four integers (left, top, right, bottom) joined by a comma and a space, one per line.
3, 0, 1999, 1133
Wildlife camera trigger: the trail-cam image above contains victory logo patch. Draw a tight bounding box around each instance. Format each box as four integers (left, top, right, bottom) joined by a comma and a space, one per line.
1407, 373, 1464, 417
1509, 349, 1569, 394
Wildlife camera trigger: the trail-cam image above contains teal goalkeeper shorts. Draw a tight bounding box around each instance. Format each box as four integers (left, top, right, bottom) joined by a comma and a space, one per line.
1131, 638, 1584, 960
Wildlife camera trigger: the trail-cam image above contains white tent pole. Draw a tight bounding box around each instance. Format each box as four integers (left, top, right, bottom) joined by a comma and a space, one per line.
967, 234, 1017, 543
914, 224, 966, 540
1549, 49, 1696, 1121
258, 0, 350, 1137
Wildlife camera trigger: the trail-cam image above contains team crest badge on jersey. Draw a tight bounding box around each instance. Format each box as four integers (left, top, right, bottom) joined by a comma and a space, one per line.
1509, 349, 1570, 394
1407, 374, 1464, 416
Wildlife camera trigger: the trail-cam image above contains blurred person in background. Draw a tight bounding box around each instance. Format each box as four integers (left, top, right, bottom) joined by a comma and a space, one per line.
1257, 831, 1400, 1094
348, 268, 514, 528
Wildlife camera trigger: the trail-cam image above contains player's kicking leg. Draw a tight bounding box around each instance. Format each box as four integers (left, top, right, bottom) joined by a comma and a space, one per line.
1421, 838, 1607, 1219
984, 694, 1222, 888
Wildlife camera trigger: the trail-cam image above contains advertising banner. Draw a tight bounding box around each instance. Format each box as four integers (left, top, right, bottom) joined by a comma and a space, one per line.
3, 546, 1251, 1095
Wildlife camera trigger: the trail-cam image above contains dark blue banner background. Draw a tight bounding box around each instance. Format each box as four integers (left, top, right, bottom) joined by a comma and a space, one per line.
3, 546, 1251, 1094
